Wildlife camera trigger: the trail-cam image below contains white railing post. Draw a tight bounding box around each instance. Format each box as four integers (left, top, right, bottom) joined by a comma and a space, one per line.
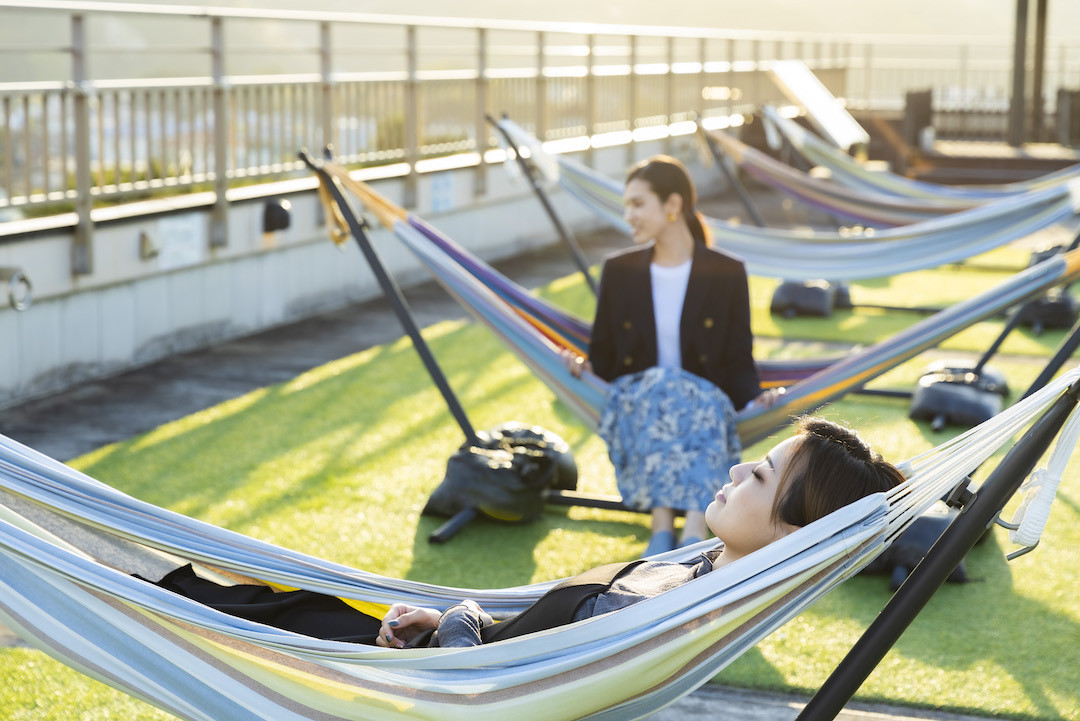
727, 37, 736, 117
475, 26, 488, 196
71, 13, 93, 275
535, 31, 546, 140
698, 36, 707, 119
627, 33, 638, 166
320, 20, 333, 153
404, 24, 418, 208
665, 35, 674, 155
959, 44, 969, 136
863, 42, 873, 110
210, 15, 229, 248
752, 38, 762, 108
585, 33, 595, 164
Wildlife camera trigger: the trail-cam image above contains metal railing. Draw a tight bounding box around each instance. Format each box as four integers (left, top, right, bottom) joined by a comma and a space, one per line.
2, 1, 1079, 273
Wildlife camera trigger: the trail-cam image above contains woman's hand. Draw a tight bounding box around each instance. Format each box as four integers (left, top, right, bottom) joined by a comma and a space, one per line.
378, 603, 442, 648
561, 348, 592, 378
746, 387, 786, 411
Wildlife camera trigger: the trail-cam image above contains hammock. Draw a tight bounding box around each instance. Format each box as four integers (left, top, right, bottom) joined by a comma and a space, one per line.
312, 159, 1080, 447
1, 360, 1078, 721
494, 119, 1080, 281
702, 126, 967, 226
761, 106, 1080, 203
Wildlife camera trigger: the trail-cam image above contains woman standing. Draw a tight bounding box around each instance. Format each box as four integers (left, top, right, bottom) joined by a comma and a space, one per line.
573, 155, 778, 556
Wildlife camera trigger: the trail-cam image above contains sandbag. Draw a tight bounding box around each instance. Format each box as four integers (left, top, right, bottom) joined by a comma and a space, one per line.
423, 422, 577, 524
770, 280, 838, 318
1015, 288, 1079, 335
861, 506, 972, 591
909, 361, 1008, 431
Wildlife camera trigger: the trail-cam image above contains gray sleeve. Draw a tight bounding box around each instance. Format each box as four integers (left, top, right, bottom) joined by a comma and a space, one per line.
435, 601, 494, 648
573, 562, 699, 622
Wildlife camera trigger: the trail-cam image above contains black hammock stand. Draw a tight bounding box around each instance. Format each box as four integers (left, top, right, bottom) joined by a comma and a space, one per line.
488, 113, 598, 296
799, 373, 1080, 719
300, 149, 630, 544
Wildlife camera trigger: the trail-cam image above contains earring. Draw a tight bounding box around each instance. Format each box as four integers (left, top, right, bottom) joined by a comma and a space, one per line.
667, 212, 678, 222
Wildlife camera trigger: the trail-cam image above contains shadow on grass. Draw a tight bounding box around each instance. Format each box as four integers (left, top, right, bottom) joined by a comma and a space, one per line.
72, 313, 643, 586
823, 534, 1080, 719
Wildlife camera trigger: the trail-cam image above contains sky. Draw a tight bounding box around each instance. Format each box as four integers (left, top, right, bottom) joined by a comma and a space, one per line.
192, 0, 1079, 43
5, 1, 1078, 82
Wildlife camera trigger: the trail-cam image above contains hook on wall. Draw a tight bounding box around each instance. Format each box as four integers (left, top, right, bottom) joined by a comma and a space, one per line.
0, 267, 31, 311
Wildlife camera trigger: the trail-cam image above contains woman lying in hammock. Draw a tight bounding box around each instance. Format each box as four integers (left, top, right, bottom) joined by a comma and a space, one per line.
379, 416, 903, 648
149, 416, 902, 647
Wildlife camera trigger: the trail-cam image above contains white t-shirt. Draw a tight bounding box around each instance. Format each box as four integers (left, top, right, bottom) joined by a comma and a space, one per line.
650, 259, 693, 369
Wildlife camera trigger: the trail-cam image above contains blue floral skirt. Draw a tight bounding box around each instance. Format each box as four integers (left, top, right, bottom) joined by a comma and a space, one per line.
598, 367, 741, 513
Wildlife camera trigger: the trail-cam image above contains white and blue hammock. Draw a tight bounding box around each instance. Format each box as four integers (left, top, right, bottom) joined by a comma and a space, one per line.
1, 366, 1078, 721
759, 105, 1080, 205
493, 118, 1080, 281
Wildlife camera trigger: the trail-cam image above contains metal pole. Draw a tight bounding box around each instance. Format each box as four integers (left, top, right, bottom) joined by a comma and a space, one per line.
974, 230, 1080, 375
971, 305, 1031, 375
1020, 320, 1080, 400
796, 375, 1080, 720
1008, 0, 1030, 147
697, 125, 765, 227
300, 151, 478, 446
1031, 0, 1048, 141
489, 114, 597, 294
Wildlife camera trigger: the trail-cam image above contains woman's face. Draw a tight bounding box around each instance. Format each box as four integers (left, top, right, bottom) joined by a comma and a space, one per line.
623, 178, 679, 245
705, 436, 802, 560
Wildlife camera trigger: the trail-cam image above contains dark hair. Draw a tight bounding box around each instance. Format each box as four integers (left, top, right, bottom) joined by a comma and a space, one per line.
773, 417, 905, 527
626, 155, 712, 247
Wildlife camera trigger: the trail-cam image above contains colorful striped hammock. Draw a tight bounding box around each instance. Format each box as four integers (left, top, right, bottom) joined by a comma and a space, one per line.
760, 106, 1080, 203
702, 125, 966, 226
1, 363, 1077, 721
313, 160, 1080, 447
493, 119, 1080, 281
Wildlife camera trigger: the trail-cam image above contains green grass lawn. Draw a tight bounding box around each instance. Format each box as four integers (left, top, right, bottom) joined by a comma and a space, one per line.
1, 250, 1078, 720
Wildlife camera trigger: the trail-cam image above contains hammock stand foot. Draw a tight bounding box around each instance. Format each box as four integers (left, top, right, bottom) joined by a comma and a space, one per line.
544, 490, 685, 517
429, 507, 479, 544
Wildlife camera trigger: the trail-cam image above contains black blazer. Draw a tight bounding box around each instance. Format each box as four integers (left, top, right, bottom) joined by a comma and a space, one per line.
588, 242, 761, 411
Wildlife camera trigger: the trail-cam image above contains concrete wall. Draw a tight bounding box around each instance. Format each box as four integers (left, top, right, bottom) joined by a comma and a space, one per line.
0, 134, 715, 409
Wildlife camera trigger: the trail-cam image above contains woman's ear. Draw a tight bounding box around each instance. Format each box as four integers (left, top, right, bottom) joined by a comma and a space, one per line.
663, 192, 684, 219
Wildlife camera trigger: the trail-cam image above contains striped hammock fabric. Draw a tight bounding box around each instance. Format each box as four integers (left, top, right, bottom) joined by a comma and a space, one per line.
761, 106, 1080, 202
702, 126, 967, 226
314, 161, 1080, 447
1, 359, 1078, 721
494, 119, 1080, 281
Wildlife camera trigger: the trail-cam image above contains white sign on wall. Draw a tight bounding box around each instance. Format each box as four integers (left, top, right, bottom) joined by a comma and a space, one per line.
157, 213, 206, 270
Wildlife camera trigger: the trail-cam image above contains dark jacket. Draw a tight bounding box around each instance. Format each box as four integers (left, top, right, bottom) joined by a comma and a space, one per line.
588, 242, 761, 410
